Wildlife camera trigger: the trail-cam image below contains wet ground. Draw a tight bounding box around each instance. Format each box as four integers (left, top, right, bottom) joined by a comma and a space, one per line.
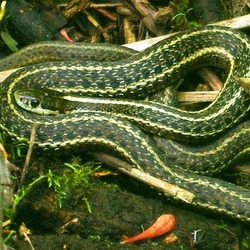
8, 167, 250, 250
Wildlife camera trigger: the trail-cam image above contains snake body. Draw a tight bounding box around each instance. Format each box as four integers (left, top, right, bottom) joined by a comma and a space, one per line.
1, 26, 250, 221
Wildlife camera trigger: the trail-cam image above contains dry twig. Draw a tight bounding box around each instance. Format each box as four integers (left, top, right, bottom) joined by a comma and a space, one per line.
91, 152, 195, 203
19, 124, 37, 188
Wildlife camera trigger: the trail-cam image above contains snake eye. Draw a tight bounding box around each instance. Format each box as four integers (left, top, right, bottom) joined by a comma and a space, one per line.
30, 99, 40, 108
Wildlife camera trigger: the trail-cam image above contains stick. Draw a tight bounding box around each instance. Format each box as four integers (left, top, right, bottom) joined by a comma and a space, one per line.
19, 124, 37, 187
91, 152, 195, 203
124, 14, 250, 51
178, 91, 219, 103
0, 68, 18, 83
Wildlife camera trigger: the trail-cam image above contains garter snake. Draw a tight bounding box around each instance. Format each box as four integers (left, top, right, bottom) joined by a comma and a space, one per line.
1, 26, 250, 221
2, 26, 250, 141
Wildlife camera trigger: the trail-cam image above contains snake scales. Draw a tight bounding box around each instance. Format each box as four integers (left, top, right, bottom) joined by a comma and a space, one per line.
0, 26, 250, 221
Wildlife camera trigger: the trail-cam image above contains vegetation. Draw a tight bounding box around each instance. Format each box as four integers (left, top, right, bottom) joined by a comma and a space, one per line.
0, 0, 18, 52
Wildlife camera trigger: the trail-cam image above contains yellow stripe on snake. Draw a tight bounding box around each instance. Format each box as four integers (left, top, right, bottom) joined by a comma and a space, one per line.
0, 26, 250, 221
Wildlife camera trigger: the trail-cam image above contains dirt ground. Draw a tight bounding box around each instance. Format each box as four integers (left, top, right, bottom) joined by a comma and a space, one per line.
8, 170, 250, 250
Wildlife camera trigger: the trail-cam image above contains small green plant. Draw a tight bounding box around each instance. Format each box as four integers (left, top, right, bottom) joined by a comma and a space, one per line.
5, 158, 100, 221
0, 0, 18, 52
47, 157, 100, 212
170, 0, 200, 30
3, 158, 100, 246
0, 0, 6, 20
215, 220, 228, 230
0, 133, 28, 160
5, 175, 46, 217
242, 238, 250, 249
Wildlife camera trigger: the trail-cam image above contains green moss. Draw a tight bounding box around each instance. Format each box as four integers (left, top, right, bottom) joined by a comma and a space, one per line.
170, 0, 200, 30
47, 157, 100, 211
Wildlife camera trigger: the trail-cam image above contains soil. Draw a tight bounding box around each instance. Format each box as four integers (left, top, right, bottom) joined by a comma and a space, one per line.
8, 169, 250, 249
